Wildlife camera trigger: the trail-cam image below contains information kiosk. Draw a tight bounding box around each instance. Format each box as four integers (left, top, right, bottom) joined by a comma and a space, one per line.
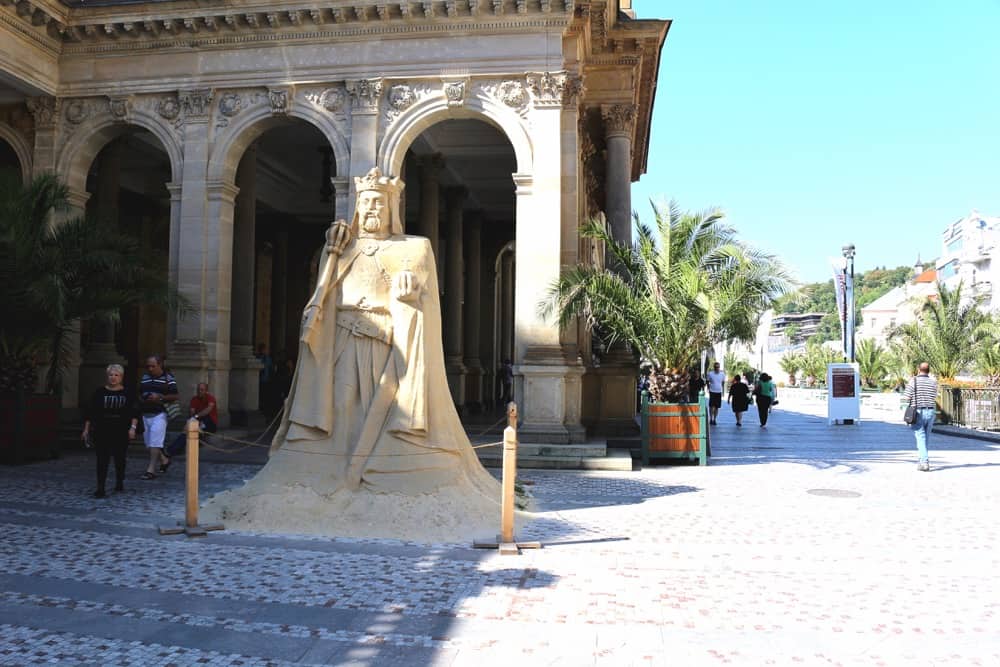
827, 363, 861, 424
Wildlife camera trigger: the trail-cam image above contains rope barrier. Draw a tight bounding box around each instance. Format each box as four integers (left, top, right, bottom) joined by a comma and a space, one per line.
189, 407, 508, 457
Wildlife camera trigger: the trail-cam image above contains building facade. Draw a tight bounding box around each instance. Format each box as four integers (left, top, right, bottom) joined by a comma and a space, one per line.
937, 210, 1000, 310
1, 0, 669, 441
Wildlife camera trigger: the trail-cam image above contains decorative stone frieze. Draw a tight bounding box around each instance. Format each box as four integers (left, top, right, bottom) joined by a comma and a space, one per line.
302, 86, 348, 114
443, 80, 468, 108
526, 71, 582, 108
107, 96, 133, 122
218, 93, 242, 118
25, 97, 59, 128
346, 78, 384, 113
384, 84, 416, 123
156, 95, 181, 121
179, 89, 214, 120
601, 104, 637, 138
64, 99, 90, 125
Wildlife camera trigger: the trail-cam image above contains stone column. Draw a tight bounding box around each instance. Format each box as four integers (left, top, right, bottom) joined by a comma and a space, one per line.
80, 144, 129, 396
594, 104, 640, 436
27, 97, 81, 410
513, 72, 586, 443
169, 90, 231, 423
269, 228, 289, 359
346, 78, 383, 220
602, 104, 637, 245
417, 154, 444, 262
331, 176, 350, 223
463, 212, 483, 411
228, 146, 263, 426
444, 187, 466, 407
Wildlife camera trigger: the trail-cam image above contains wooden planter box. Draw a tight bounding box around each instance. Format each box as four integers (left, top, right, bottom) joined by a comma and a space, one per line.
0, 392, 61, 464
640, 393, 709, 466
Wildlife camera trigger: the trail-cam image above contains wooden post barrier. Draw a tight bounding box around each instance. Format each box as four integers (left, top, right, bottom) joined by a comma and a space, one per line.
473, 402, 541, 555
158, 418, 225, 538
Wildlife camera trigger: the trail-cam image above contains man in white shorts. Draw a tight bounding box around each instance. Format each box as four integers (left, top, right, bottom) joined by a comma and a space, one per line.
706, 361, 727, 425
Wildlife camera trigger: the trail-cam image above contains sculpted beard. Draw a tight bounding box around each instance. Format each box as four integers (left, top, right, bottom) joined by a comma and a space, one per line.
362, 211, 382, 233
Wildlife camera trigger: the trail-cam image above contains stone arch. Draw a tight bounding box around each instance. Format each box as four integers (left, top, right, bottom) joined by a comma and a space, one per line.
0, 121, 32, 181
56, 108, 182, 197
379, 92, 533, 179
207, 98, 350, 186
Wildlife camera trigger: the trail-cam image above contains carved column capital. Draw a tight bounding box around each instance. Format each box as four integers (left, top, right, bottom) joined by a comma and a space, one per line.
179, 88, 214, 121
601, 104, 637, 139
107, 95, 134, 123
346, 78, 384, 113
25, 96, 60, 129
526, 71, 583, 108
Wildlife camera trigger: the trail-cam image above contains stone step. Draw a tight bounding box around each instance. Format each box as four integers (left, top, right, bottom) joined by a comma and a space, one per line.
472, 442, 608, 458
476, 447, 633, 471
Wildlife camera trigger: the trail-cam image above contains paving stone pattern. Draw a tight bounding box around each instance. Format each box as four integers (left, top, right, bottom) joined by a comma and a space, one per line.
1, 395, 998, 666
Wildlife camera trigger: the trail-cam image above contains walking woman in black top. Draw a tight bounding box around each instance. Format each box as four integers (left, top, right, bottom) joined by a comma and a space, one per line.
81, 364, 138, 498
727, 374, 750, 427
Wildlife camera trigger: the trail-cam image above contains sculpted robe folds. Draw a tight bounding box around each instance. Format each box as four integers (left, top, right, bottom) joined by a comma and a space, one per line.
204, 169, 502, 541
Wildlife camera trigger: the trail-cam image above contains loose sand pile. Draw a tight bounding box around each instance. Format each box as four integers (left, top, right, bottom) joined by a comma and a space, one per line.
200, 449, 519, 543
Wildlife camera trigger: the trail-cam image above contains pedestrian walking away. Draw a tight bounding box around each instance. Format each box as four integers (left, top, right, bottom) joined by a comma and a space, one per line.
904, 362, 938, 471
755, 373, 777, 427
81, 364, 138, 497
706, 361, 726, 425
727, 374, 750, 426
138, 354, 179, 480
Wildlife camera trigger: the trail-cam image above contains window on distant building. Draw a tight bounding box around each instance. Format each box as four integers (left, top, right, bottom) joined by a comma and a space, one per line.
939, 260, 959, 280
890, 318, 896, 328
947, 238, 963, 254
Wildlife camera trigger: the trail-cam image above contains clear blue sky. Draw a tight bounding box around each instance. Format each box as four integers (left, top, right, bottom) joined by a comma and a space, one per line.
631, 0, 1000, 284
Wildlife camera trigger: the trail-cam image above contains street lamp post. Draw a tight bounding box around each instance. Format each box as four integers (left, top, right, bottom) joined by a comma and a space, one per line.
842, 243, 856, 363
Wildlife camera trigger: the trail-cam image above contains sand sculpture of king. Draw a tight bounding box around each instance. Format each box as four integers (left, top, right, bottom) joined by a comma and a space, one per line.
205, 168, 501, 539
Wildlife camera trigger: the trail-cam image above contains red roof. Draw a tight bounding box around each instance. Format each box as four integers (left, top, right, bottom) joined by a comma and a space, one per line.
913, 269, 937, 283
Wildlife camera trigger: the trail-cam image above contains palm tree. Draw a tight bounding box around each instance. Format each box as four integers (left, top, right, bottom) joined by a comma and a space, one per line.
778, 351, 803, 386
890, 281, 986, 381
855, 338, 889, 388
0, 171, 184, 394
722, 349, 753, 379
542, 202, 791, 402
800, 340, 840, 386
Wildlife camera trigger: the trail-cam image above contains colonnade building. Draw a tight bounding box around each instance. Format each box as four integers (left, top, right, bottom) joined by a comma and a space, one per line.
1, 0, 668, 442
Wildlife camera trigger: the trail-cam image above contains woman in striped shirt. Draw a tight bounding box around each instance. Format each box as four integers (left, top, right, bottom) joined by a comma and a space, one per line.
903, 362, 938, 472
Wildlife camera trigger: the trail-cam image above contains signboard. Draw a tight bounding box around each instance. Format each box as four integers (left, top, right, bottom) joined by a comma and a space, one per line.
827, 363, 860, 424
831, 367, 856, 398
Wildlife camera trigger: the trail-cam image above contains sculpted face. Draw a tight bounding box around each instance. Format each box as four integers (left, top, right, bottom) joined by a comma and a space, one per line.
358, 190, 388, 236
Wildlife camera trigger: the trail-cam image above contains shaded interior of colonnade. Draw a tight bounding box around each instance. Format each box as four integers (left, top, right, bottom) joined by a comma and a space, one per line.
80, 129, 171, 393
239, 118, 517, 422
234, 120, 334, 421
400, 118, 517, 416
0, 137, 21, 180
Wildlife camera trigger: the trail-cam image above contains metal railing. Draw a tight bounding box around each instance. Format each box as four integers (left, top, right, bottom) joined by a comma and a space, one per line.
937, 387, 1000, 430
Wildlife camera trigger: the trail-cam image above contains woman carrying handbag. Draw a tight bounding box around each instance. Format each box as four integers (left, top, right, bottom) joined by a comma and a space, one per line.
903, 362, 938, 472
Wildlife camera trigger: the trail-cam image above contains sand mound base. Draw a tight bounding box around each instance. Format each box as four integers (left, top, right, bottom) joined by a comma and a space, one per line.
201, 480, 506, 543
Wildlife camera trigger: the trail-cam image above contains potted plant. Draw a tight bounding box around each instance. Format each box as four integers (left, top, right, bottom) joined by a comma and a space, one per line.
779, 351, 803, 386
0, 172, 182, 463
542, 202, 791, 465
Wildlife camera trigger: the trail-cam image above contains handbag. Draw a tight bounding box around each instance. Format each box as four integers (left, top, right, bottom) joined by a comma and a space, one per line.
903, 403, 918, 425
164, 400, 182, 420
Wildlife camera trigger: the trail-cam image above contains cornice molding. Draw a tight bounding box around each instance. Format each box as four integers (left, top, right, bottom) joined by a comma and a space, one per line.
54, 1, 574, 49
0, 7, 63, 56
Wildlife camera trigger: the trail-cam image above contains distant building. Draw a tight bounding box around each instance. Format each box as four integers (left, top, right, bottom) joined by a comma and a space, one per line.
937, 210, 1000, 308
860, 265, 937, 346
769, 312, 826, 350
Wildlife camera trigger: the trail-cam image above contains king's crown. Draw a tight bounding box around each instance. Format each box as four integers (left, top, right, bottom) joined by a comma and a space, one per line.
355, 167, 404, 195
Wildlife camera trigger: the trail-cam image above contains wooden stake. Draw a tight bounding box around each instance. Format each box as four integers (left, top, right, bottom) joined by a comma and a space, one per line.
158, 418, 224, 538
473, 402, 541, 554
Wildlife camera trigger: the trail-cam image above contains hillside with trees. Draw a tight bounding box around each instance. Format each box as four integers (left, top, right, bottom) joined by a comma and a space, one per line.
773, 265, 926, 343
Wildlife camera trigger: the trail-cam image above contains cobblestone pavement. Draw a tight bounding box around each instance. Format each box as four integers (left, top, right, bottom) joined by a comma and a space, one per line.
1, 396, 998, 666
